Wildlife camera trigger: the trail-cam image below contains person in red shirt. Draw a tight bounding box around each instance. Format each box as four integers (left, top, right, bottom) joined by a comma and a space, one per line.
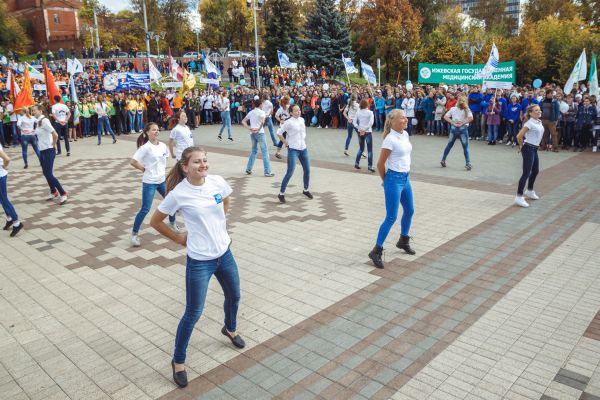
161, 94, 173, 130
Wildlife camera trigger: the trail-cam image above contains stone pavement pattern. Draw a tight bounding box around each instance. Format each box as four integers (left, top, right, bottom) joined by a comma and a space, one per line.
0, 125, 598, 400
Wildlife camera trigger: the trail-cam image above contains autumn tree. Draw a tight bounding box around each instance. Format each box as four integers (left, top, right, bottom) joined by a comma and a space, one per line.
578, 0, 600, 28
353, 0, 421, 81
0, 1, 31, 53
523, 0, 579, 23
470, 0, 516, 36
160, 0, 195, 54
298, 0, 353, 68
418, 6, 468, 65
264, 0, 299, 64
506, 22, 544, 83
408, 0, 449, 37
199, 0, 260, 50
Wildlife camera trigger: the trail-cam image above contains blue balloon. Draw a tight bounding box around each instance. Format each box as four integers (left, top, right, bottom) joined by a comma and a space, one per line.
311, 116, 318, 125
240, 79, 246, 85
290, 98, 295, 105
533, 79, 542, 89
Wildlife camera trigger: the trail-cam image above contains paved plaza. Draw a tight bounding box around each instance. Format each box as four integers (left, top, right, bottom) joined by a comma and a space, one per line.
0, 125, 599, 400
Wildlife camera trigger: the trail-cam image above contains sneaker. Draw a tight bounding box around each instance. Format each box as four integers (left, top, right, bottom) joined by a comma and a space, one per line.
498, 140, 503, 144
264, 172, 275, 177
218, 135, 222, 141
361, 153, 366, 159
354, 164, 361, 170
130, 130, 135, 134
245, 170, 252, 175
46, 191, 59, 201
278, 194, 286, 203
130, 234, 141, 247
344, 150, 349, 156
465, 163, 472, 171
593, 146, 597, 153
506, 141, 511, 146
368, 167, 376, 172
303, 190, 313, 199
23, 164, 28, 169
524, 190, 539, 200
67, 152, 71, 156
514, 195, 529, 208
113, 139, 117, 144
228, 137, 234, 141
275, 153, 282, 159
440, 160, 446, 168
59, 192, 69, 205
10, 223, 23, 237
3, 220, 13, 230
169, 222, 181, 233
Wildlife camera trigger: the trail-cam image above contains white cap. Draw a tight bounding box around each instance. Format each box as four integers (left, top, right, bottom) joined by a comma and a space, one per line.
253, 95, 260, 100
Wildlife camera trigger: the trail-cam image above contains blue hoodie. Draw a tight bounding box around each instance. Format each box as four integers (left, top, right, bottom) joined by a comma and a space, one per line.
505, 102, 521, 122
468, 92, 483, 113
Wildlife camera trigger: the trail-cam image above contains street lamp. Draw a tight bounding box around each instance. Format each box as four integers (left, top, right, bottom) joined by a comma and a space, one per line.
461, 40, 485, 64
246, 0, 263, 90
400, 50, 417, 81
148, 31, 166, 57
86, 26, 95, 58
193, 29, 200, 55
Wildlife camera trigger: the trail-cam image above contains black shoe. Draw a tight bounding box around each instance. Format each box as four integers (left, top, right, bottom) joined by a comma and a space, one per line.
228, 137, 234, 141
245, 170, 252, 175
275, 153, 282, 159
113, 139, 117, 144
67, 152, 71, 156
278, 194, 286, 203
171, 360, 188, 388
396, 235, 416, 255
303, 190, 313, 199
218, 135, 222, 141
368, 245, 384, 269
368, 167, 376, 173
3, 220, 13, 230
354, 164, 361, 170
10, 223, 23, 237
23, 164, 28, 169
440, 160, 446, 168
97, 142, 101, 145
221, 326, 245, 348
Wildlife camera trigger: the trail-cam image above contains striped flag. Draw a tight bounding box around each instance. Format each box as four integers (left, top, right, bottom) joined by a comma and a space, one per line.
277, 50, 297, 69
70, 75, 80, 126
589, 52, 598, 96
360, 60, 377, 85
342, 55, 358, 74
475, 43, 499, 80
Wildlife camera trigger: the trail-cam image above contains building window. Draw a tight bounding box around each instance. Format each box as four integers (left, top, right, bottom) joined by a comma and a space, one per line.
54, 14, 60, 24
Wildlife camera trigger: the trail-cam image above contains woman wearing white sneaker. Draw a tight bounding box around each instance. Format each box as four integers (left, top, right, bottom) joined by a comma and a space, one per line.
130, 123, 178, 247
515, 104, 543, 208
0, 143, 24, 237
32, 105, 69, 205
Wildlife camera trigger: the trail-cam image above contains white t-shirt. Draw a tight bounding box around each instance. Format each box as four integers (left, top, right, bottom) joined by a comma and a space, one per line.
345, 102, 360, 122
52, 103, 70, 124
381, 129, 412, 173
132, 141, 169, 184
158, 176, 232, 261
95, 102, 109, 117
169, 124, 194, 161
35, 117, 55, 151
261, 100, 274, 117
523, 118, 544, 146
17, 115, 37, 135
0, 143, 7, 178
275, 106, 290, 123
217, 96, 230, 112
279, 117, 306, 150
355, 109, 374, 132
244, 108, 266, 134
7, 104, 17, 122
445, 107, 472, 125
401, 98, 416, 118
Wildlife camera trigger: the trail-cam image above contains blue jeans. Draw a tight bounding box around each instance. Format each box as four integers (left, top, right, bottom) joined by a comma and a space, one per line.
376, 170, 414, 246
345, 123, 354, 150
8, 122, 18, 147
132, 181, 175, 234
265, 117, 277, 145
20, 135, 40, 166
355, 133, 373, 167
39, 149, 66, 195
406, 118, 414, 136
136, 112, 143, 131
173, 249, 240, 363
218, 111, 232, 138
0, 175, 18, 222
0, 123, 5, 146
517, 144, 539, 195
374, 110, 384, 131
442, 127, 470, 164
82, 117, 91, 136
507, 121, 519, 143
128, 111, 136, 132
487, 125, 498, 142
97, 116, 115, 142
246, 132, 272, 175
280, 148, 310, 193
469, 112, 481, 138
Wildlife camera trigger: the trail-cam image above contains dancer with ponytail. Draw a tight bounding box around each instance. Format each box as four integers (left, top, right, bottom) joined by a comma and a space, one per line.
150, 146, 244, 388
368, 110, 415, 269
514, 104, 544, 208
130, 123, 178, 247
168, 111, 194, 161
216, 90, 233, 141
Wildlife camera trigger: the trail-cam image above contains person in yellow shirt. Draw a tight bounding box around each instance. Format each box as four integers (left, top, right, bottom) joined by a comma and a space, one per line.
126, 95, 138, 133
136, 94, 145, 133
172, 94, 184, 114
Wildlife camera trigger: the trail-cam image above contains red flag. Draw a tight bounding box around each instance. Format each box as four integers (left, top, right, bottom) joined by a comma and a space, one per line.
14, 67, 34, 111
43, 62, 63, 105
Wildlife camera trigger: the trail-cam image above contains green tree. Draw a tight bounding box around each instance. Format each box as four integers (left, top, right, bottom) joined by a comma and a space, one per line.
578, 0, 600, 28
199, 0, 258, 50
506, 22, 544, 83
160, 0, 195, 54
523, 0, 579, 23
299, 0, 353, 68
264, 0, 299, 64
353, 0, 421, 81
471, 0, 516, 36
0, 1, 31, 53
408, 0, 449, 37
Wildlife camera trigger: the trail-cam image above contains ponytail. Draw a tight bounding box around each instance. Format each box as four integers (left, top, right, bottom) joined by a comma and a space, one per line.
137, 122, 157, 148
165, 160, 186, 194
382, 116, 393, 139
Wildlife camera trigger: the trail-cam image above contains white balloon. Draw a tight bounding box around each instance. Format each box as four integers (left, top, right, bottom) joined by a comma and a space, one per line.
559, 101, 569, 114
406, 83, 413, 91
323, 83, 329, 91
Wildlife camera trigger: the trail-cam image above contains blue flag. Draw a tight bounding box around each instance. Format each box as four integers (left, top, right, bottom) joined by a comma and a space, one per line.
342, 54, 358, 74
277, 50, 297, 69
360, 60, 377, 85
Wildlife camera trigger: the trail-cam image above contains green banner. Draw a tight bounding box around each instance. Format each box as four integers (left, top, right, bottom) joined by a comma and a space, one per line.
418, 61, 516, 84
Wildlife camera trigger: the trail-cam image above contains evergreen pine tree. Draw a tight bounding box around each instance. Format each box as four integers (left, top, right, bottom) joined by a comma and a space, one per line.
264, 0, 299, 65
299, 0, 353, 69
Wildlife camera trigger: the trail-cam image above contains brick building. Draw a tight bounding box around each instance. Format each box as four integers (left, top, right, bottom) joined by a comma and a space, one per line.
6, 0, 83, 52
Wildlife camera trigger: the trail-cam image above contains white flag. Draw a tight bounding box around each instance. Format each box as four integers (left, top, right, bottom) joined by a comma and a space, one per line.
277, 50, 297, 69
360, 60, 377, 85
342, 55, 358, 74
564, 49, 587, 94
204, 56, 221, 77
475, 43, 500, 80
67, 58, 84, 75
25, 63, 45, 81
148, 58, 161, 83
589, 53, 598, 97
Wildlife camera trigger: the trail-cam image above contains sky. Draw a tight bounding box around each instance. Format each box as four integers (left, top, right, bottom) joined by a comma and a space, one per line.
102, 0, 132, 12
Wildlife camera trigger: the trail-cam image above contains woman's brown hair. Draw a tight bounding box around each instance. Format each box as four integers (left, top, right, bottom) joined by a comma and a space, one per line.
165, 146, 207, 193
168, 110, 185, 130
137, 122, 158, 148
359, 99, 369, 109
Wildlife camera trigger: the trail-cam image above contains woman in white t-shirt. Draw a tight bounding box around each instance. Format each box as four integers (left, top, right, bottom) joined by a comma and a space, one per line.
274, 96, 291, 159
168, 111, 194, 161
17, 108, 40, 169
354, 99, 375, 172
368, 109, 415, 269
216, 90, 233, 141
130, 123, 178, 247
342, 95, 360, 156
149, 146, 244, 388
0, 144, 23, 237
441, 96, 474, 170
515, 104, 544, 208
32, 105, 69, 204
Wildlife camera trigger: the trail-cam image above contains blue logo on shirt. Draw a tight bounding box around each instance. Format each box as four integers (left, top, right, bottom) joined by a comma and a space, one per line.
213, 194, 223, 204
